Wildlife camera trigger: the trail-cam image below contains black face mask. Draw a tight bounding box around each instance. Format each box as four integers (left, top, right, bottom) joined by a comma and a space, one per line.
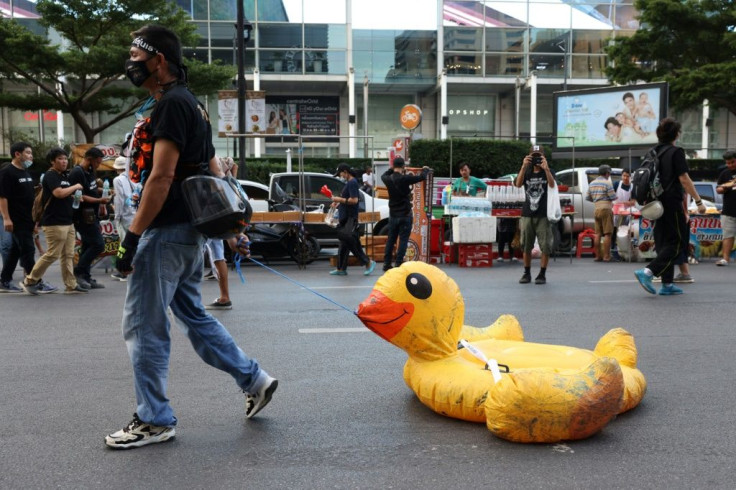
125, 59, 152, 87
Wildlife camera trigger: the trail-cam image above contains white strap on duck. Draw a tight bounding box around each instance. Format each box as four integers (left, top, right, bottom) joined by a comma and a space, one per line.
459, 339, 502, 383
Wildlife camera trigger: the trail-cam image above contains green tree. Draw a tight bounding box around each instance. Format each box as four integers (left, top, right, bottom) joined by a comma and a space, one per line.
0, 0, 235, 143
606, 0, 736, 116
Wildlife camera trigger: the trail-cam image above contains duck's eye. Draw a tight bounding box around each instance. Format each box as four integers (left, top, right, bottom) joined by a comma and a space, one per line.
405, 273, 432, 300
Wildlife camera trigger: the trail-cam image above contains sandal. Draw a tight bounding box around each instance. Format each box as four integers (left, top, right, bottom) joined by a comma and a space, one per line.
716, 259, 729, 266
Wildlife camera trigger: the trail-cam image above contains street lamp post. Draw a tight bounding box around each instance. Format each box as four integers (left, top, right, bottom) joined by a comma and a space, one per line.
236, 4, 253, 176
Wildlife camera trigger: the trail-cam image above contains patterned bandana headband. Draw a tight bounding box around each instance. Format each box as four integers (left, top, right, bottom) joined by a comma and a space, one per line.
131, 37, 159, 56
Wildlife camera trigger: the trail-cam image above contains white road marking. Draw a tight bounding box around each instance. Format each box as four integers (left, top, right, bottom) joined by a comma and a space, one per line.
588, 280, 637, 283
310, 286, 374, 290
299, 327, 370, 334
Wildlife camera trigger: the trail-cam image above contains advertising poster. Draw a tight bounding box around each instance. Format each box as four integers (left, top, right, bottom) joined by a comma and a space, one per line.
638, 214, 726, 260
555, 83, 666, 150
217, 90, 237, 137
245, 91, 266, 134
405, 168, 433, 263
264, 96, 339, 138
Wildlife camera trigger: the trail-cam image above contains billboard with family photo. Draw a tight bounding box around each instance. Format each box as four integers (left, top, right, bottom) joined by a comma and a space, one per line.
553, 82, 668, 152
263, 96, 340, 140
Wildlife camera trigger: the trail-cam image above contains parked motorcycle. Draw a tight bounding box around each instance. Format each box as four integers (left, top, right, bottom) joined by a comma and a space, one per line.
246, 183, 320, 266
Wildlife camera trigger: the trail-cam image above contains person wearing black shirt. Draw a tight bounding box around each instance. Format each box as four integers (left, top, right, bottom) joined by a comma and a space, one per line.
23, 148, 87, 294
715, 150, 736, 266
0, 141, 39, 292
68, 147, 110, 289
106, 25, 276, 450
634, 118, 706, 295
380, 157, 430, 271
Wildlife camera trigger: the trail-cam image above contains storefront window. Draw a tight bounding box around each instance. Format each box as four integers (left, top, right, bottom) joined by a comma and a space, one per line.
569, 54, 607, 79
571, 30, 610, 54
447, 94, 495, 136
444, 27, 483, 52
259, 24, 302, 48
485, 53, 524, 76
485, 28, 525, 53
305, 24, 347, 50
444, 53, 483, 76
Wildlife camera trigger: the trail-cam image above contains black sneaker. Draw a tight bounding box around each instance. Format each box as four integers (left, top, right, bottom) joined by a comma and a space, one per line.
65, 284, 89, 294
0, 281, 22, 293
105, 413, 175, 449
87, 278, 105, 289
75, 275, 92, 290
534, 274, 546, 285
519, 273, 531, 284
245, 373, 278, 419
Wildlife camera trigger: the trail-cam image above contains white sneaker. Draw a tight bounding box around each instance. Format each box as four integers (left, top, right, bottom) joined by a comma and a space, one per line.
105, 413, 175, 449
245, 373, 278, 419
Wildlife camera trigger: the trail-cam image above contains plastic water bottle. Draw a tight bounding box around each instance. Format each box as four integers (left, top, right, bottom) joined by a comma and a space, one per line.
72, 189, 82, 209
441, 186, 449, 206
102, 179, 110, 199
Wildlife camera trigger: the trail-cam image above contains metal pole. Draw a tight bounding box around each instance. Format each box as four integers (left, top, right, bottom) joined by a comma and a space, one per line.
236, 4, 246, 171
363, 76, 369, 158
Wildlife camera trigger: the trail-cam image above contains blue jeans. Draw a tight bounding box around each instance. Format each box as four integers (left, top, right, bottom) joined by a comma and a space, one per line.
384, 216, 412, 266
122, 223, 261, 427
0, 214, 12, 265
73, 220, 104, 280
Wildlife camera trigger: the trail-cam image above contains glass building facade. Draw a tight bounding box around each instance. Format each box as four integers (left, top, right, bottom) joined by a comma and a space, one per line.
1, 0, 732, 159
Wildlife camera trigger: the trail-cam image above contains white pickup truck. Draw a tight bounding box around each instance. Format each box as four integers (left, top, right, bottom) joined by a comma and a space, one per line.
242, 172, 390, 247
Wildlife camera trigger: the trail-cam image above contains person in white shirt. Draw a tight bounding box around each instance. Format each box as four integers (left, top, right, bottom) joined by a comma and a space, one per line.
111, 156, 137, 280
361, 166, 375, 196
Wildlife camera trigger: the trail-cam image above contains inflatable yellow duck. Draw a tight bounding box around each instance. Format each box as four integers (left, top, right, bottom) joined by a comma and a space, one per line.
356, 262, 646, 443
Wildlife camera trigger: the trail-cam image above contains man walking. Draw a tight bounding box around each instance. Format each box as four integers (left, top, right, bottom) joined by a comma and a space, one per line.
69, 147, 110, 289
23, 148, 87, 294
585, 164, 617, 262
634, 118, 706, 295
107, 25, 276, 449
514, 145, 556, 285
0, 142, 49, 292
381, 157, 430, 271
715, 150, 736, 266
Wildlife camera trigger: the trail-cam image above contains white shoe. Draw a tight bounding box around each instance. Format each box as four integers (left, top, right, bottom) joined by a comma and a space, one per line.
105, 413, 175, 449
245, 373, 278, 419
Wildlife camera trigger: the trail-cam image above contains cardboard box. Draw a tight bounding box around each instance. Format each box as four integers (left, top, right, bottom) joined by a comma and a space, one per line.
359, 211, 381, 223
452, 216, 497, 243
250, 211, 302, 223
304, 212, 327, 223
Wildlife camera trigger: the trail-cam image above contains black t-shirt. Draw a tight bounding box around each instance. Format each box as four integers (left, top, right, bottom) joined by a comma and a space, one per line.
382, 168, 429, 218
69, 165, 98, 221
717, 168, 736, 217
656, 144, 688, 210
148, 84, 214, 228
42, 170, 75, 226
0, 163, 35, 231
521, 167, 555, 218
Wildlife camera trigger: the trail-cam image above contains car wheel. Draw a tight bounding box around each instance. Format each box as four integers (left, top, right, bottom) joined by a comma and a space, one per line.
373, 220, 388, 236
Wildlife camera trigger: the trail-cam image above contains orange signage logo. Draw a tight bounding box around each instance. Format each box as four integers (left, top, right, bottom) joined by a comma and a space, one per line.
399, 104, 422, 131
393, 139, 404, 152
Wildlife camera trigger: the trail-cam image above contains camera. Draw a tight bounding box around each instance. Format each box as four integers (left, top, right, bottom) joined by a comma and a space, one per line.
531, 151, 543, 166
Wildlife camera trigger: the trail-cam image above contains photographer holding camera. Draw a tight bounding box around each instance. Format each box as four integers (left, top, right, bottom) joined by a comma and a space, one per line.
513, 145, 556, 285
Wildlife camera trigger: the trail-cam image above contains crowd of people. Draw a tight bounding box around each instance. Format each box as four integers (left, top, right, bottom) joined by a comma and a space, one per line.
1, 24, 734, 451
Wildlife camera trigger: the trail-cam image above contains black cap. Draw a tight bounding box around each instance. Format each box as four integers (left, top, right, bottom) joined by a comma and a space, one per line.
393, 156, 405, 167
334, 163, 351, 177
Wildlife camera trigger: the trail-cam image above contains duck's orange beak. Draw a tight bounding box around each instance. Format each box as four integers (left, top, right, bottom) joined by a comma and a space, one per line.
356, 290, 414, 342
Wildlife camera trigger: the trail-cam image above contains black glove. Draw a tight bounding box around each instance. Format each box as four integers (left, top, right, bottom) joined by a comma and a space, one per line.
116, 231, 141, 274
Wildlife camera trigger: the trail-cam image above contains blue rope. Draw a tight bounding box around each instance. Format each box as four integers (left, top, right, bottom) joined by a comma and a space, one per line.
232, 238, 355, 314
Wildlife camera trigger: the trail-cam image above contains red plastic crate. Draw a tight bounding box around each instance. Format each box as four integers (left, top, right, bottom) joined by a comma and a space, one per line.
458, 243, 493, 267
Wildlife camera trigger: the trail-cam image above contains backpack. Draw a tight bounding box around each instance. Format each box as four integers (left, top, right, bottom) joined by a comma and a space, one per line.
31, 184, 48, 223
631, 145, 673, 205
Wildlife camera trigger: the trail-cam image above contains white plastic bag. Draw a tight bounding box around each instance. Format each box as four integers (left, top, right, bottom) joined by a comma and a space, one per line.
547, 184, 562, 223
324, 205, 339, 228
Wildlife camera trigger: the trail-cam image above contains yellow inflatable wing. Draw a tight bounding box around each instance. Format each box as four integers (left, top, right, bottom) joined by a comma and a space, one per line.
356, 262, 646, 443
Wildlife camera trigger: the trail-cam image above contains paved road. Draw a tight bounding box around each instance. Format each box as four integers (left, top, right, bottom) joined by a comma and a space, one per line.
1, 256, 734, 489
